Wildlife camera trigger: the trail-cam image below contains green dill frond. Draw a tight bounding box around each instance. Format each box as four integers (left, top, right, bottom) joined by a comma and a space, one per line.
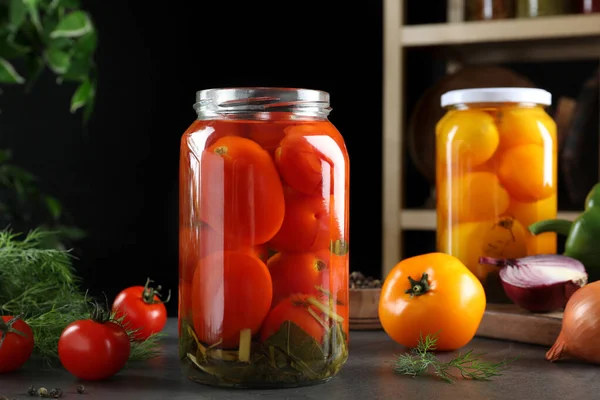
0, 228, 164, 365
393, 332, 518, 383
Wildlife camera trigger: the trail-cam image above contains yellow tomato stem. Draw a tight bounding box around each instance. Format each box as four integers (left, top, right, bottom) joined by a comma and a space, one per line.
405, 273, 431, 297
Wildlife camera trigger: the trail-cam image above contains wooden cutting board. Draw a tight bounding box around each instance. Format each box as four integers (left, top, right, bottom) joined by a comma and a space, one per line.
476, 303, 563, 347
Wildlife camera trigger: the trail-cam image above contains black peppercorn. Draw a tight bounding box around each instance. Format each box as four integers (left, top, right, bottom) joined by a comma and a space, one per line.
49, 388, 62, 398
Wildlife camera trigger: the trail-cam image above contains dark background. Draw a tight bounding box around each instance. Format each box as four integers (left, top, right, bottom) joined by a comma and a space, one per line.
0, 1, 597, 316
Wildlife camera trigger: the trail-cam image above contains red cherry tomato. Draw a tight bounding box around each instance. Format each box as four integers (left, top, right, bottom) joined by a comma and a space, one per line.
58, 315, 130, 381
0, 316, 34, 373
112, 278, 170, 341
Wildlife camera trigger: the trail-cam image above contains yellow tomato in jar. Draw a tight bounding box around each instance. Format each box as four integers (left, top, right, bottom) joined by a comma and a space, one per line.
438, 171, 510, 222
496, 106, 556, 149
505, 194, 557, 254
441, 216, 528, 282
436, 110, 500, 168
497, 144, 554, 202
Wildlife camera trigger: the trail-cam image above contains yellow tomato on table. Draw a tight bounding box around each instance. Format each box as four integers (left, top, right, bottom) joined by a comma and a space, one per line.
378, 252, 486, 351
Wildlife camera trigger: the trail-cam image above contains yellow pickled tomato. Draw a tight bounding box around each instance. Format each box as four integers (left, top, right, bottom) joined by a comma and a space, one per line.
438, 171, 510, 222
437, 110, 500, 168
506, 194, 557, 254
441, 216, 528, 283
496, 107, 555, 149
497, 144, 554, 203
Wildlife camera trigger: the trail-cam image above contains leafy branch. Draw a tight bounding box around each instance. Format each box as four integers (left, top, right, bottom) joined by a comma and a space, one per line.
0, 0, 97, 122
393, 332, 518, 383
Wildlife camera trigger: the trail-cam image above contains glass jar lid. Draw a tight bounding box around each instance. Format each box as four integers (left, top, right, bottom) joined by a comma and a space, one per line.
440, 87, 552, 107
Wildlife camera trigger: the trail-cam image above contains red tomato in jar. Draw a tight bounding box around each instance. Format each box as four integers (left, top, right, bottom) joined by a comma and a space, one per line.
199, 136, 285, 245
192, 250, 272, 349
180, 224, 269, 283
268, 187, 342, 253
275, 133, 333, 196
112, 278, 170, 341
58, 317, 130, 381
267, 249, 347, 309
260, 295, 329, 344
0, 316, 34, 373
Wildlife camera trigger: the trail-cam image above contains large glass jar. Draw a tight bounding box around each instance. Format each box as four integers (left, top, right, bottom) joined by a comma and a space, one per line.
178, 87, 350, 388
436, 88, 557, 302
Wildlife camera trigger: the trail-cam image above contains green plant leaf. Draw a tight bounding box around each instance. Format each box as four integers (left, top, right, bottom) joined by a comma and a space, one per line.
23, 0, 42, 33
9, 0, 27, 31
44, 47, 70, 74
83, 78, 95, 122
48, 37, 72, 50
43, 195, 62, 219
70, 78, 91, 113
73, 30, 96, 57
0, 36, 31, 58
61, 53, 89, 81
0, 56, 25, 83
50, 10, 91, 39
0, 149, 13, 163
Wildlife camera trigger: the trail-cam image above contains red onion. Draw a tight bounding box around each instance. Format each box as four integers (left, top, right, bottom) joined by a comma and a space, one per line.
478, 255, 588, 313
547, 280, 600, 364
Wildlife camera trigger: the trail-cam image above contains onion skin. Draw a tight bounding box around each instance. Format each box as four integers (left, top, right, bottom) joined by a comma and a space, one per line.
479, 255, 588, 313
547, 280, 600, 364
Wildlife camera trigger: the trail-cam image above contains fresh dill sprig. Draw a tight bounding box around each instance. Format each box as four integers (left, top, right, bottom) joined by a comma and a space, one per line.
393, 332, 518, 383
0, 228, 164, 365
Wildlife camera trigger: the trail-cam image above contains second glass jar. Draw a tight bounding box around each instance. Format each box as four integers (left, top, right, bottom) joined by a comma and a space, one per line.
178, 87, 350, 388
436, 88, 557, 301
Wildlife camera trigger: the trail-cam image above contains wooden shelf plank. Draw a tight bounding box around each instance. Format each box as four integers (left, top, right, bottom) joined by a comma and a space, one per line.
399, 209, 582, 230
402, 14, 600, 47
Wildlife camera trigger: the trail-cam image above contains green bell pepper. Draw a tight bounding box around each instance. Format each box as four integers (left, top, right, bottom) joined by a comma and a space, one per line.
529, 182, 600, 282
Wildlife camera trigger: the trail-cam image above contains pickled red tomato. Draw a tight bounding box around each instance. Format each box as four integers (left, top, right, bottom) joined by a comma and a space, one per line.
275, 133, 334, 196
260, 295, 328, 344
199, 136, 285, 245
437, 110, 500, 168
267, 250, 347, 309
497, 144, 554, 202
179, 225, 269, 282
441, 216, 528, 283
192, 250, 272, 349
246, 122, 286, 154
438, 171, 510, 222
268, 187, 342, 253
496, 106, 556, 149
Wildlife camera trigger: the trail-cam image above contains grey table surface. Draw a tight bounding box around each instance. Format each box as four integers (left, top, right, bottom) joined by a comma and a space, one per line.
1, 318, 598, 400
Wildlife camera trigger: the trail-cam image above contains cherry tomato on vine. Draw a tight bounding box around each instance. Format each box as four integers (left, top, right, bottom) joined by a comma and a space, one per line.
0, 316, 34, 373
58, 309, 131, 381
112, 278, 171, 341
378, 252, 486, 351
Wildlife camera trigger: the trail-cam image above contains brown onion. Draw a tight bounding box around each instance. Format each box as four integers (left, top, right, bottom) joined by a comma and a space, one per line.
547, 280, 600, 364
479, 254, 588, 313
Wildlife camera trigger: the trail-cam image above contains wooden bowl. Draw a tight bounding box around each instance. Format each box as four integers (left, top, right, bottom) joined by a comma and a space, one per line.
349, 288, 382, 331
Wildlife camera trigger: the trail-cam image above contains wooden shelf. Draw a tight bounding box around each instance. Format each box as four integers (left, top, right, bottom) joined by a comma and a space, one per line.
399, 209, 582, 230
402, 14, 600, 47
381, 0, 600, 277
401, 14, 600, 63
